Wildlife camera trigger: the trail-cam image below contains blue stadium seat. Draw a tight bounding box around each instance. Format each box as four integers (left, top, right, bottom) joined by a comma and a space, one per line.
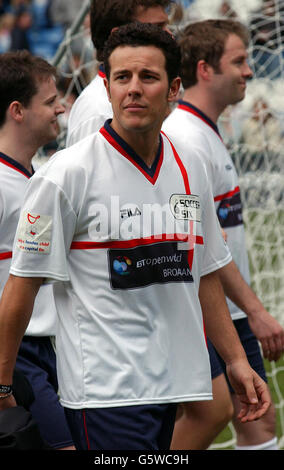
28, 25, 64, 60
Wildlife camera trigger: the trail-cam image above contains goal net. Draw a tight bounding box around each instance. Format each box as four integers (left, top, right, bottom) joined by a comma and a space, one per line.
185, 0, 284, 450
38, 0, 284, 449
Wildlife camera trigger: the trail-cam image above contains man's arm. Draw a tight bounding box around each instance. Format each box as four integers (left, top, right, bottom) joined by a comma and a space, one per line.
0, 274, 43, 409
199, 270, 271, 423
218, 260, 284, 362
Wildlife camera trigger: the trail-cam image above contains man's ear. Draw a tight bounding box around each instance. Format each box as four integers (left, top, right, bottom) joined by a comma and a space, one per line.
8, 101, 25, 123
197, 59, 213, 82
168, 76, 181, 103
103, 77, 111, 103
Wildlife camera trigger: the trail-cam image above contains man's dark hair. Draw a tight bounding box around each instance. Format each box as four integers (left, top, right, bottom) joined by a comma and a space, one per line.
179, 19, 250, 89
103, 22, 181, 85
0, 50, 57, 127
90, 0, 173, 61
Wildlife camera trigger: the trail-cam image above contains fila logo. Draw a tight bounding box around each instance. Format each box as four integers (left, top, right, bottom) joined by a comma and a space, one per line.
120, 206, 142, 219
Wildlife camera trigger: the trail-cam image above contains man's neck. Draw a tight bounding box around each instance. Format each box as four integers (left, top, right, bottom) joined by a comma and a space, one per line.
182, 87, 223, 124
0, 129, 36, 173
110, 121, 161, 169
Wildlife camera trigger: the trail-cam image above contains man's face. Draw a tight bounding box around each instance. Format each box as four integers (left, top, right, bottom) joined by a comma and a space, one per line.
105, 45, 179, 138
134, 5, 169, 31
23, 76, 65, 147
211, 33, 253, 106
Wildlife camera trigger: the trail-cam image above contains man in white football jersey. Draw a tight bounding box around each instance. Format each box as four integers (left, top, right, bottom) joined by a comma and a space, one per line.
66, 0, 172, 147
163, 19, 284, 451
0, 51, 75, 450
0, 24, 270, 451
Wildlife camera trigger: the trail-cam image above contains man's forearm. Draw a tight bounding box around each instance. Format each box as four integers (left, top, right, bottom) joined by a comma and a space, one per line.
218, 259, 263, 317
199, 270, 246, 364
0, 274, 42, 384
199, 270, 271, 422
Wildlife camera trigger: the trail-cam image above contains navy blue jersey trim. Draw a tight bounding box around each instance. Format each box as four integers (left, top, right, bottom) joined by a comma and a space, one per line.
98, 64, 106, 78
104, 119, 162, 178
178, 100, 221, 137
0, 152, 34, 178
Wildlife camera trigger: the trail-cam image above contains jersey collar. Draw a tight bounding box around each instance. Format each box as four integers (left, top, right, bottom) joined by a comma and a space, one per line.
0, 152, 34, 178
100, 119, 163, 185
178, 100, 222, 139
98, 64, 106, 79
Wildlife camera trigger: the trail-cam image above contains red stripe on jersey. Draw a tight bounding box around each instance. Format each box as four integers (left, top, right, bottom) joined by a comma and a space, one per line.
161, 132, 199, 269
71, 233, 204, 250
98, 69, 106, 79
0, 157, 30, 178
161, 131, 191, 195
99, 126, 164, 185
214, 186, 240, 202
0, 251, 12, 260
161, 134, 207, 345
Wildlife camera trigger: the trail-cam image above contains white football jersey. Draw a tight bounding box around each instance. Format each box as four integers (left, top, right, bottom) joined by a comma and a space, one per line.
0, 153, 57, 336
163, 101, 250, 320
11, 122, 231, 409
66, 67, 112, 147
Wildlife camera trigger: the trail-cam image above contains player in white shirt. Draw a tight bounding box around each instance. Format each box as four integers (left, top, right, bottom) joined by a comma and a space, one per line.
163, 19, 284, 451
66, 66, 112, 147
0, 24, 270, 451
0, 51, 74, 450
66, 0, 171, 147
0, 156, 57, 337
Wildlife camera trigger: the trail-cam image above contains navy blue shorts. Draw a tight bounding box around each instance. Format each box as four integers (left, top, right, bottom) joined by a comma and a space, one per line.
207, 338, 224, 379
64, 403, 177, 450
207, 317, 267, 392
16, 336, 74, 449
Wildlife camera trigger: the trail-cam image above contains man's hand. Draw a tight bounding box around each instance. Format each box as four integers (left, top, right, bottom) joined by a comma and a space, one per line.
226, 360, 271, 423
218, 260, 284, 362
248, 310, 284, 362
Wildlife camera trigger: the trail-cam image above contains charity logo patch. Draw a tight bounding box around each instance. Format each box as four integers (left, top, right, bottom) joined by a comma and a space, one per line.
16, 210, 52, 254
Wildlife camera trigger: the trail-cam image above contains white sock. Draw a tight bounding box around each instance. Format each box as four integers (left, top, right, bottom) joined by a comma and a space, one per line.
235, 436, 278, 450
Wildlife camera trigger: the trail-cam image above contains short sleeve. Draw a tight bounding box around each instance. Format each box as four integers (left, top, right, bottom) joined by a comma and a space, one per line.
200, 181, 232, 276
10, 175, 77, 282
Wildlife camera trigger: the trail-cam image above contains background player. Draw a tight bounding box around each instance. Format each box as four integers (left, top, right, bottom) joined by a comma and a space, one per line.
66, 0, 173, 147
0, 23, 270, 450
0, 50, 74, 450
163, 18, 284, 451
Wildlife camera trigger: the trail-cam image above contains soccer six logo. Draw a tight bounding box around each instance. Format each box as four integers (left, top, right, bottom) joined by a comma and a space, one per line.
170, 194, 201, 222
